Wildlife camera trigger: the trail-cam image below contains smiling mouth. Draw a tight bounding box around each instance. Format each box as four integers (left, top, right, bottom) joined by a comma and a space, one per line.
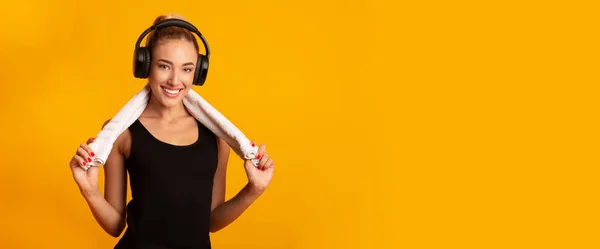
161, 86, 183, 96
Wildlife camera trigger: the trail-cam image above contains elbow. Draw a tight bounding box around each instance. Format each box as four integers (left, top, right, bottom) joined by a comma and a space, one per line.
107, 221, 126, 238
209, 223, 222, 233
108, 227, 123, 238
208, 217, 224, 233
108, 227, 124, 238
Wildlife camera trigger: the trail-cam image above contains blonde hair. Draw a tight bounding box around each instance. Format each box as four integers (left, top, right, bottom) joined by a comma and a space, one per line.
145, 13, 200, 53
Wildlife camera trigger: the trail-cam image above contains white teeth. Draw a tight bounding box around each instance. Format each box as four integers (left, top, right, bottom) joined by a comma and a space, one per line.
162, 87, 181, 95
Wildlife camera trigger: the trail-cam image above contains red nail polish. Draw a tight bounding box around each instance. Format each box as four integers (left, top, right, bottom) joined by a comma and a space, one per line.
83, 161, 87, 165
251, 143, 255, 147
90, 152, 95, 157
256, 154, 261, 159
88, 157, 92, 162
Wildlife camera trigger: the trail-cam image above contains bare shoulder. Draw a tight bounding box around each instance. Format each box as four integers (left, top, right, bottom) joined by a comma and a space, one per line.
216, 137, 231, 153
102, 119, 112, 129
102, 119, 132, 158
216, 137, 230, 167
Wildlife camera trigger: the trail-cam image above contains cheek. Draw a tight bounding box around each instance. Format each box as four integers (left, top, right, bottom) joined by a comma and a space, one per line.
183, 70, 195, 80
149, 68, 169, 82
180, 71, 195, 86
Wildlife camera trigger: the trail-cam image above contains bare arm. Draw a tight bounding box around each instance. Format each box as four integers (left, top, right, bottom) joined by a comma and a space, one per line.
209, 183, 263, 233
208, 138, 265, 233
210, 138, 229, 212
81, 120, 128, 237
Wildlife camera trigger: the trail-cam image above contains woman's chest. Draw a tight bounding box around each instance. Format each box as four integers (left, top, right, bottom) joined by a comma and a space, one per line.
140, 117, 200, 147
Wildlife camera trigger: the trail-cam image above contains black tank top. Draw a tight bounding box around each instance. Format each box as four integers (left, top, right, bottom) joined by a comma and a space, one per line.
114, 119, 219, 249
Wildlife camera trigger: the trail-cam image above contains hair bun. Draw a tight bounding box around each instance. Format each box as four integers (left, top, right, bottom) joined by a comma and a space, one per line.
153, 13, 187, 25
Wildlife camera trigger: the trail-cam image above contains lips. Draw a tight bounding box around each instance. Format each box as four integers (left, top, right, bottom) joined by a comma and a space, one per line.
161, 86, 183, 97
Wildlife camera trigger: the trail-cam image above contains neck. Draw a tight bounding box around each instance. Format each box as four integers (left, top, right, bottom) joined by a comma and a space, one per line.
145, 95, 189, 122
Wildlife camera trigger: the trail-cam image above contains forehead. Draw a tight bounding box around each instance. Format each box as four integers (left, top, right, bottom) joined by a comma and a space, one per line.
152, 38, 198, 62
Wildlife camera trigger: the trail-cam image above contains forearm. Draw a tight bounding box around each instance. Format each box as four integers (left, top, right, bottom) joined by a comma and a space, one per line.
82, 191, 126, 237
209, 183, 263, 232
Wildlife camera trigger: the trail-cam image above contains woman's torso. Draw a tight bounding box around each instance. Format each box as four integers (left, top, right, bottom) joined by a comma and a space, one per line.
114, 117, 219, 249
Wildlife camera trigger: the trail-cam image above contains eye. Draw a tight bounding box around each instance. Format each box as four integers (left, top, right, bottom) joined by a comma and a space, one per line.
159, 64, 170, 70
183, 68, 193, 73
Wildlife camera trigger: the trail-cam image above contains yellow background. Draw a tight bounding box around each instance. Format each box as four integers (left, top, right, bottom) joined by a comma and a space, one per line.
0, 0, 598, 248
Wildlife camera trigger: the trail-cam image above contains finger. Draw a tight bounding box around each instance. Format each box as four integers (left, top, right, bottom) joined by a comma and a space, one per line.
72, 155, 89, 170
80, 142, 96, 158
86, 164, 99, 175
260, 144, 267, 154
77, 147, 93, 164
70, 156, 80, 169
255, 144, 267, 164
258, 153, 269, 170
263, 158, 274, 171
256, 143, 267, 156
86, 137, 96, 145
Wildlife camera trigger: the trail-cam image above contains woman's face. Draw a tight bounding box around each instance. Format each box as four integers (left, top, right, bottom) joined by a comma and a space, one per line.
147, 38, 198, 108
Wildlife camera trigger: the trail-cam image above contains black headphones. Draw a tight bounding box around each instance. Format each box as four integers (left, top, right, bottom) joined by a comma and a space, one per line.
133, 18, 211, 86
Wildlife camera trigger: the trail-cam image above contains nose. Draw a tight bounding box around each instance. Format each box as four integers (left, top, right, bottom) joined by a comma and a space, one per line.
167, 70, 180, 85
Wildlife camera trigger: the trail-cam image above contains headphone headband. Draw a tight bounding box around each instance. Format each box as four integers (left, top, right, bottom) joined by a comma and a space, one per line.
134, 18, 210, 57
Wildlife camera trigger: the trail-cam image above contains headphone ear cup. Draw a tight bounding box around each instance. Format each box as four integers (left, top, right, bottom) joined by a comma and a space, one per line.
142, 47, 151, 78
133, 47, 151, 78
193, 54, 209, 86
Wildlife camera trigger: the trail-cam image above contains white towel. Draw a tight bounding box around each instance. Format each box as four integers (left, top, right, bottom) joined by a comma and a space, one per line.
86, 83, 259, 168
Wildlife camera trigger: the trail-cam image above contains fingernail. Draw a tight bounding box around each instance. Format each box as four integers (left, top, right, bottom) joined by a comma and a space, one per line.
251, 142, 255, 147
83, 161, 87, 165
90, 152, 95, 157
92, 138, 96, 141
88, 157, 92, 162
256, 154, 262, 159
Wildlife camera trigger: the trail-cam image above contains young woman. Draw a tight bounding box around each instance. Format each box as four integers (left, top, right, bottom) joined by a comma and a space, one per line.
68, 14, 275, 249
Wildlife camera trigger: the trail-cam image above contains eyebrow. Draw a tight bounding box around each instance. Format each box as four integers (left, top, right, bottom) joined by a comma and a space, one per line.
157, 59, 195, 66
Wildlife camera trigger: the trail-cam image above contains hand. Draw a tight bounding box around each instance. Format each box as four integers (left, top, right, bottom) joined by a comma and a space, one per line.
69, 137, 101, 198
244, 142, 275, 195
